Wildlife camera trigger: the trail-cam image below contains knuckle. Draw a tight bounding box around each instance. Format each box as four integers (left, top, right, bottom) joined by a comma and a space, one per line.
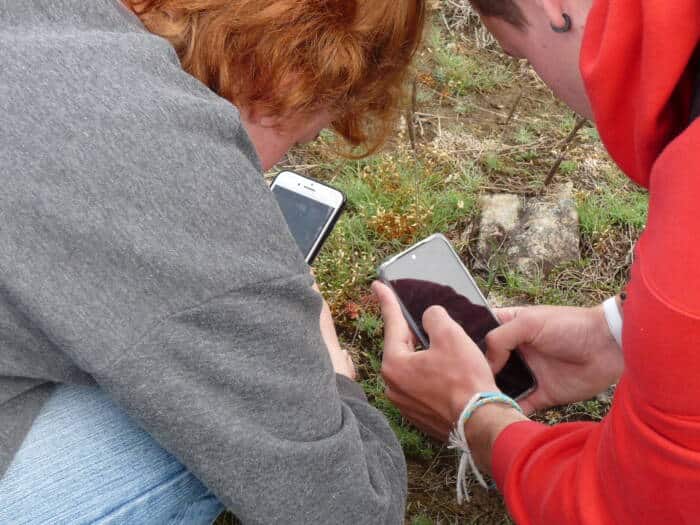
438, 320, 466, 344
484, 330, 498, 347
385, 388, 399, 404
381, 353, 411, 384
380, 360, 396, 382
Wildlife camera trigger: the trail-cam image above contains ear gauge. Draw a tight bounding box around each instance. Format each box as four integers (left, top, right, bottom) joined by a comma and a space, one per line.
550, 13, 572, 33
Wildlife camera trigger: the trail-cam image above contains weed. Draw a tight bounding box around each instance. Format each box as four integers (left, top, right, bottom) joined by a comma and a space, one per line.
578, 185, 648, 238
429, 25, 513, 97
354, 312, 383, 338
514, 126, 536, 145
559, 159, 578, 175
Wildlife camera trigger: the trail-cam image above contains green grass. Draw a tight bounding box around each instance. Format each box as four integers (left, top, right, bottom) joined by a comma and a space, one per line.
577, 172, 648, 237
362, 353, 437, 460
312, 152, 481, 311
428, 24, 514, 96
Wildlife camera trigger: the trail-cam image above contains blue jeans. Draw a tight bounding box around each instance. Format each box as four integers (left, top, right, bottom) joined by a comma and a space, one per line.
0, 384, 224, 524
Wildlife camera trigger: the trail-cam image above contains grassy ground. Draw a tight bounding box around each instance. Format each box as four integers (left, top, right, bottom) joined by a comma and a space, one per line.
220, 3, 647, 523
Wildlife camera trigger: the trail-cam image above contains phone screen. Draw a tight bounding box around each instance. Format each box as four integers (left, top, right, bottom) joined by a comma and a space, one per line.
380, 235, 535, 399
272, 185, 335, 259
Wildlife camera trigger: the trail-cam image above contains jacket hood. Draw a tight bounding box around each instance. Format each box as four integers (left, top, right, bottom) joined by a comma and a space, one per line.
580, 0, 700, 188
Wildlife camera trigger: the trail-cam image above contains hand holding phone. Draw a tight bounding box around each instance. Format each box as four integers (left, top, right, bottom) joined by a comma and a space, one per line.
485, 304, 623, 414
377, 234, 536, 400
373, 279, 508, 439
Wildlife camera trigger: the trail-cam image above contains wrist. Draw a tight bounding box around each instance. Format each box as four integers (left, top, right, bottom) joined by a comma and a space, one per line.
591, 303, 621, 351
464, 403, 528, 475
449, 383, 498, 424
592, 302, 614, 338
602, 296, 623, 347
589, 303, 625, 381
465, 403, 526, 444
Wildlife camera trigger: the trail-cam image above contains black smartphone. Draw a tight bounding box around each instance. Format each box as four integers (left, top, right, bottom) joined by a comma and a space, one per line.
378, 233, 536, 400
271, 171, 346, 265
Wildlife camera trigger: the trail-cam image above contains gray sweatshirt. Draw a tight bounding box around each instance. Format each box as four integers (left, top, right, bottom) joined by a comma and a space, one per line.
0, 1, 407, 522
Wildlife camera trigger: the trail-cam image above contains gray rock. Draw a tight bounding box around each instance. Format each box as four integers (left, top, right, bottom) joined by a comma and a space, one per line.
477, 183, 580, 277
477, 193, 521, 256
485, 290, 519, 309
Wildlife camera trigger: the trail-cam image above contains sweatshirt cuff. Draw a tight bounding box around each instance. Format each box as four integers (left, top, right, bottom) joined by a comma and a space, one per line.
492, 420, 549, 491
335, 374, 367, 402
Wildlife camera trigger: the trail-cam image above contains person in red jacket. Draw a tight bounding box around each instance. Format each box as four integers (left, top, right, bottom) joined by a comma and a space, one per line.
374, 0, 700, 523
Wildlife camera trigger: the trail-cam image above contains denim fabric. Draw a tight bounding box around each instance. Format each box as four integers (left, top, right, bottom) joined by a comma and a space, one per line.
0, 384, 224, 524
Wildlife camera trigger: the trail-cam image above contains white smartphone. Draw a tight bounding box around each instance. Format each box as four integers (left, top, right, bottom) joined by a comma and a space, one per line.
378, 233, 536, 400
270, 171, 346, 264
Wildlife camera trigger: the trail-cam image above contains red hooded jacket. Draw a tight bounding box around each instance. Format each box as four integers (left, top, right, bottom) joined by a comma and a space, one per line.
492, 1, 700, 523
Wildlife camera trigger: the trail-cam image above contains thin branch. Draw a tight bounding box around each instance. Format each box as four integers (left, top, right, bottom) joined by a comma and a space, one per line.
543, 116, 588, 187
502, 87, 524, 134
406, 76, 418, 154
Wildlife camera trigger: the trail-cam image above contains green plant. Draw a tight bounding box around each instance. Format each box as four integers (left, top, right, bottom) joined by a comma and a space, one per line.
559, 159, 578, 175
361, 353, 437, 460
577, 172, 648, 237
429, 25, 513, 96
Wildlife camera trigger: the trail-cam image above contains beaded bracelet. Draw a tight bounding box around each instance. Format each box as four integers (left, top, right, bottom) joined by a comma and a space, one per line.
448, 392, 523, 503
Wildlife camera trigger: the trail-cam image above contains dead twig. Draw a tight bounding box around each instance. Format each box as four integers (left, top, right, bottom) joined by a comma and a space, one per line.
543, 115, 588, 187
421, 84, 525, 123
407, 76, 423, 233
501, 86, 524, 136
406, 76, 418, 154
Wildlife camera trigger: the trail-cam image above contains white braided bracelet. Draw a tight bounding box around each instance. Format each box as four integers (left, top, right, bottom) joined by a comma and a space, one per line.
448, 391, 523, 504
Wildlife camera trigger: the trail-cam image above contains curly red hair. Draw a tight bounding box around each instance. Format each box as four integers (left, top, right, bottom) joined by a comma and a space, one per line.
126, 0, 426, 154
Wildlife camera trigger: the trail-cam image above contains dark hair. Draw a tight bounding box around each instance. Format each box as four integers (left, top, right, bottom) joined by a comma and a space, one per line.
470, 0, 527, 28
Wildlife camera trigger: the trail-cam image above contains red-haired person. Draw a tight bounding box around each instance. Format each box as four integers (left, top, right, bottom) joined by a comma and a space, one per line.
0, 1, 424, 523
375, 0, 700, 523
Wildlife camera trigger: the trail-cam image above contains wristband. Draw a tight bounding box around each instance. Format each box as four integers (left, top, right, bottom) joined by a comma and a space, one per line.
448, 392, 523, 503
603, 296, 623, 347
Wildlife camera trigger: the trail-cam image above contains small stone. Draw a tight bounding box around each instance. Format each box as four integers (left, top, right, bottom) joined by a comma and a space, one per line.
476, 183, 580, 277
485, 291, 519, 309
596, 385, 616, 404
477, 193, 521, 256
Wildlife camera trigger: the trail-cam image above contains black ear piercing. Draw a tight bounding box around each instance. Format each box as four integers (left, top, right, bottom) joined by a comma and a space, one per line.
551, 13, 572, 33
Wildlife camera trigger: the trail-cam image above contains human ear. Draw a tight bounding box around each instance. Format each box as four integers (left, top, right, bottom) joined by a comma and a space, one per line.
239, 106, 281, 129
258, 115, 281, 128
539, 0, 568, 29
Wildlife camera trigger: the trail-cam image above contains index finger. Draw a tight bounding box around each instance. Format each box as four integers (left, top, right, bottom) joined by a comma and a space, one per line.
485, 309, 536, 373
371, 281, 416, 356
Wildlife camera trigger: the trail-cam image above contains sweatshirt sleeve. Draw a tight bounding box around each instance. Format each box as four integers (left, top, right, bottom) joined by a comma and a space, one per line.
490, 124, 700, 525
92, 273, 407, 524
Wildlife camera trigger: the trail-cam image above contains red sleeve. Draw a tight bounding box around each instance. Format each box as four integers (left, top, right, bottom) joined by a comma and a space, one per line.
491, 124, 700, 525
